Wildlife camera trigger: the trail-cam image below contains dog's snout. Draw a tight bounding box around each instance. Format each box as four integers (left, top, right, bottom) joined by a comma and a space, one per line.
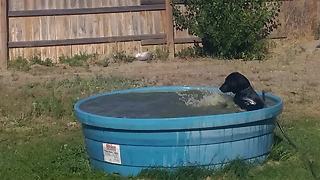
219, 84, 228, 92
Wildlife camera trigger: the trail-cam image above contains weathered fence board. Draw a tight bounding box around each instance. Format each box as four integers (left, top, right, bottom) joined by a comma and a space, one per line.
8, 5, 165, 17
0, 0, 7, 70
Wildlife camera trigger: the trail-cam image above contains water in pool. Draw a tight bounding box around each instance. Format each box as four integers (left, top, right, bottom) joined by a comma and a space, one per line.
79, 90, 273, 118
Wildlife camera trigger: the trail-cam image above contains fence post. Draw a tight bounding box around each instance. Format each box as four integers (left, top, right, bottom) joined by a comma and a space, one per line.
0, 0, 8, 70
316, 0, 320, 39
165, 0, 175, 59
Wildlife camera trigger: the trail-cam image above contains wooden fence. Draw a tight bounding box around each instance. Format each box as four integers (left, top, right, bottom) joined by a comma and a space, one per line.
0, 0, 319, 70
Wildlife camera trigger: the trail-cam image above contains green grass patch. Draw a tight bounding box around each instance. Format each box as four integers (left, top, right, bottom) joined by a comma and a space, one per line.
8, 56, 31, 72
0, 131, 119, 179
29, 55, 55, 67
111, 51, 136, 63
59, 52, 96, 67
0, 75, 143, 179
8, 56, 55, 72
175, 46, 204, 59
153, 48, 169, 61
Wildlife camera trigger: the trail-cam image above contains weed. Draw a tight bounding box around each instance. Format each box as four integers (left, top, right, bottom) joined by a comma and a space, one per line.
29, 55, 55, 67
139, 166, 212, 180
175, 45, 204, 59
8, 56, 31, 72
31, 91, 65, 118
313, 23, 320, 40
8, 56, 55, 72
59, 52, 96, 67
218, 159, 251, 179
111, 51, 136, 63
153, 48, 169, 61
95, 56, 110, 67
139, 159, 251, 180
268, 134, 295, 161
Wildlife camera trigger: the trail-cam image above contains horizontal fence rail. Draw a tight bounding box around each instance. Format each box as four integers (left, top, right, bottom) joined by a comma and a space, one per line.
8, 4, 166, 17
8, 34, 166, 48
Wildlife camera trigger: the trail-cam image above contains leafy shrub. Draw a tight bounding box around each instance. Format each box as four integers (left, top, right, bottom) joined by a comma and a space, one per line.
173, 0, 281, 59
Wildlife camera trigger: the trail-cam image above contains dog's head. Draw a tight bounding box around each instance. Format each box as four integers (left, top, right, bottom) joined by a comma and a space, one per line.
219, 72, 251, 94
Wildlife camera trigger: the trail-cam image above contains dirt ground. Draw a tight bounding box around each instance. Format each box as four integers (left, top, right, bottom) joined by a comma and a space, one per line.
1, 39, 320, 119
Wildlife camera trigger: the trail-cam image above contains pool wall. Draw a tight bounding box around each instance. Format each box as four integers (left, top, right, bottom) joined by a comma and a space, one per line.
74, 86, 283, 176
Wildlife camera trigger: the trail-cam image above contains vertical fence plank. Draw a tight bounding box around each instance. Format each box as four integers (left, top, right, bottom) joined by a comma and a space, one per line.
94, 0, 104, 55
312, 0, 319, 40
32, 1, 41, 57
8, 0, 16, 61
24, 0, 34, 58
15, 0, 25, 57
71, 0, 79, 56
39, 0, 48, 60
102, 0, 110, 55
77, 0, 89, 54
47, 0, 57, 61
56, 0, 71, 59
165, 0, 174, 59
0, 0, 8, 70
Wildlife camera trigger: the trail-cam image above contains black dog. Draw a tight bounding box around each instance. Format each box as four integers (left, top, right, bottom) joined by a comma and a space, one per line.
219, 72, 265, 111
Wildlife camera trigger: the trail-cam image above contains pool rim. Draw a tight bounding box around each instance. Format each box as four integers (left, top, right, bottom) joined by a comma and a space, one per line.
74, 86, 283, 131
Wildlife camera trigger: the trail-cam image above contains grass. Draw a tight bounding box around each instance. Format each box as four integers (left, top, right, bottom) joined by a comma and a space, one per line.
59, 52, 96, 67
8, 56, 31, 72
111, 51, 136, 63
8, 50, 174, 72
175, 46, 204, 59
152, 48, 169, 61
9, 52, 137, 72
0, 76, 320, 179
8, 56, 55, 72
0, 75, 142, 179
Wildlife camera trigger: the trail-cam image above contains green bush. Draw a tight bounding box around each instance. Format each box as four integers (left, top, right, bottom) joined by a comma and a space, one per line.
173, 0, 281, 59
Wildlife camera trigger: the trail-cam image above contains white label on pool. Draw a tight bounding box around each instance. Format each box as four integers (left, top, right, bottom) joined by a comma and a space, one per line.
102, 143, 121, 164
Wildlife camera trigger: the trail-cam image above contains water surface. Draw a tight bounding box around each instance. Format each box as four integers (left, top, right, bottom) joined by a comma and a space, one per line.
79, 90, 274, 118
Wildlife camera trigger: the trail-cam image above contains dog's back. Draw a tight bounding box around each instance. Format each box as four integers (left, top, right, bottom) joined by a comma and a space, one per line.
234, 86, 265, 111
220, 72, 265, 111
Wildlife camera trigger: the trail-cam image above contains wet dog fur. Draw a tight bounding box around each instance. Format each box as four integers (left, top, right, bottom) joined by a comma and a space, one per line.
219, 72, 265, 111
